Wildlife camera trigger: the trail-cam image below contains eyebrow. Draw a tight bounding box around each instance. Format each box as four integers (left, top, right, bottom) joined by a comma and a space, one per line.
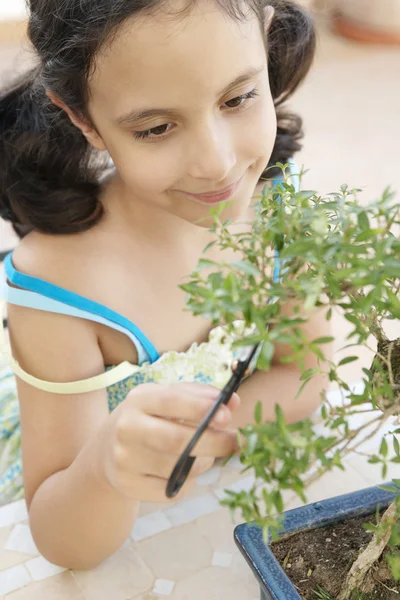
115, 65, 266, 126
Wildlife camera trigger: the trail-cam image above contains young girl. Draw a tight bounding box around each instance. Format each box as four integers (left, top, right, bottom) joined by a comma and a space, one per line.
0, 0, 330, 570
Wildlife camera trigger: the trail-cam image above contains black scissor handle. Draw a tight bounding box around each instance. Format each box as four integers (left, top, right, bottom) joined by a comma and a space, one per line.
166, 344, 260, 498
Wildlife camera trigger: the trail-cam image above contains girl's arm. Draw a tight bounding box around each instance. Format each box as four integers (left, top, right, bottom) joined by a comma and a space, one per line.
8, 302, 140, 569
231, 303, 332, 428
7, 301, 239, 569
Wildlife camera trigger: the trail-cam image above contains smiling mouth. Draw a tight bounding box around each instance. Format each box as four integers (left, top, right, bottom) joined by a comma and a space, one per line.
180, 176, 244, 205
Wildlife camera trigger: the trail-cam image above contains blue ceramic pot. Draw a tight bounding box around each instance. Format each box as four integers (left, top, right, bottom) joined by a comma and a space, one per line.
234, 483, 399, 600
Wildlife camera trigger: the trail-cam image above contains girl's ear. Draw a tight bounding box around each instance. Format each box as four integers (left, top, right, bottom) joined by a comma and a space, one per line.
264, 5, 275, 33
46, 90, 107, 151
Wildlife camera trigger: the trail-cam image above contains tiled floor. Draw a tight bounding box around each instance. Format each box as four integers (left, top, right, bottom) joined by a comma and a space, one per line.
0, 13, 400, 600
0, 430, 397, 600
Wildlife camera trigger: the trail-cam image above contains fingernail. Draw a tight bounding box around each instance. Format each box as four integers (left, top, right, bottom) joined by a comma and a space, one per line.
230, 393, 240, 407
215, 408, 227, 423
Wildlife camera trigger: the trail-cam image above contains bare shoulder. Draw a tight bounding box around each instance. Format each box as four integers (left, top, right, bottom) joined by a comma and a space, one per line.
8, 229, 107, 377
12, 229, 96, 289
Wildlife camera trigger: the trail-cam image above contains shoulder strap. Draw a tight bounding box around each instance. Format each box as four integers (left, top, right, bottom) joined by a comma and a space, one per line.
4, 252, 160, 364
0, 298, 141, 394
1, 277, 150, 366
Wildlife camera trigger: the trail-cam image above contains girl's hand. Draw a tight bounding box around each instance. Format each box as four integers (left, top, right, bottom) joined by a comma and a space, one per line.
101, 382, 240, 502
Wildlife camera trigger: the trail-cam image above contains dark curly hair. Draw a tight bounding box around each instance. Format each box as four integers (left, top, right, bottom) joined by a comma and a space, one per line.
0, 0, 316, 237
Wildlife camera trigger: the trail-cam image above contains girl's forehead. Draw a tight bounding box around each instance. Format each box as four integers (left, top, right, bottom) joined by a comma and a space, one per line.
89, 1, 265, 117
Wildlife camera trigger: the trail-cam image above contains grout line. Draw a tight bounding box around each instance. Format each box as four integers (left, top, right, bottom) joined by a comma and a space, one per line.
69, 570, 91, 600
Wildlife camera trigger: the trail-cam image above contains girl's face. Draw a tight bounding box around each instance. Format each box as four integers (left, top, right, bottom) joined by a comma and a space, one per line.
87, 0, 276, 226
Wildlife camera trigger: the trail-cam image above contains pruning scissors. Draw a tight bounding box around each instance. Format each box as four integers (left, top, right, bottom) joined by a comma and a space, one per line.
166, 341, 262, 498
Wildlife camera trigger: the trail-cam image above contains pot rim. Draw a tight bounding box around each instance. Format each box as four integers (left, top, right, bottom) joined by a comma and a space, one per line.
234, 482, 400, 600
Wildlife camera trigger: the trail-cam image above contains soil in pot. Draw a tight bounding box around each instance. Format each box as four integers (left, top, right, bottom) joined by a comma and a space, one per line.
271, 513, 400, 599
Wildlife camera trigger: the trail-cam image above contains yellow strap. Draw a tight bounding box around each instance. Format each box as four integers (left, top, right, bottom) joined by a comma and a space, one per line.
0, 298, 141, 395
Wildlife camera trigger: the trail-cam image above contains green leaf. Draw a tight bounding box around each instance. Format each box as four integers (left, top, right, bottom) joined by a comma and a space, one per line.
379, 484, 399, 493
261, 341, 275, 364
363, 522, 378, 533
231, 261, 261, 277
295, 378, 312, 400
197, 258, 217, 270
202, 240, 217, 254
380, 437, 388, 458
273, 490, 284, 513
357, 211, 370, 231
344, 313, 361, 326
312, 336, 334, 345
300, 368, 316, 381
338, 356, 359, 366
390, 523, 400, 545
309, 344, 325, 361
275, 404, 285, 428
394, 436, 400, 457
254, 401, 262, 425
387, 554, 400, 581
247, 433, 258, 454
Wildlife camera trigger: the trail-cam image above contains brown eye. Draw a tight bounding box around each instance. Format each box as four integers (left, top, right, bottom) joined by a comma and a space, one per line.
150, 124, 169, 136
225, 95, 246, 108
223, 89, 259, 110
134, 123, 172, 140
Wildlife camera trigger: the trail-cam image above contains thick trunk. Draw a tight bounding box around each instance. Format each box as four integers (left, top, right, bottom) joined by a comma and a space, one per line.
337, 501, 397, 600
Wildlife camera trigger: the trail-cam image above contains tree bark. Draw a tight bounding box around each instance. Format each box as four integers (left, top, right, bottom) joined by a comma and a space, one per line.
337, 501, 397, 600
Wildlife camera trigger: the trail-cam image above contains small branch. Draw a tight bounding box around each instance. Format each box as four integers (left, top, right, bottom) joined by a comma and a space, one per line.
347, 289, 389, 345
342, 416, 385, 455
337, 502, 398, 600
325, 413, 384, 455
377, 579, 400, 595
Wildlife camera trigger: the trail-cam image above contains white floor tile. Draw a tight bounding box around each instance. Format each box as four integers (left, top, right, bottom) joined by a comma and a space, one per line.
25, 556, 66, 581
153, 578, 175, 596
0, 564, 31, 595
212, 551, 233, 568
131, 511, 172, 542
345, 453, 400, 487
5, 525, 39, 556
164, 494, 220, 527
0, 502, 28, 528
224, 456, 243, 470
196, 466, 221, 487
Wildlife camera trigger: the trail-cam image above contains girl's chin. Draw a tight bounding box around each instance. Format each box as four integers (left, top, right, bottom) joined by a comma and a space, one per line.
191, 201, 251, 229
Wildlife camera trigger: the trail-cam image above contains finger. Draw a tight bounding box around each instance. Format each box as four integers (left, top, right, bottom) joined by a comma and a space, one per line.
169, 382, 240, 411
142, 415, 240, 457
138, 449, 215, 479
179, 382, 240, 412
131, 383, 240, 426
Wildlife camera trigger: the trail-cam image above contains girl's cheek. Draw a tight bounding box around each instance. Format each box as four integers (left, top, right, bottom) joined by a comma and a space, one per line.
115, 147, 181, 194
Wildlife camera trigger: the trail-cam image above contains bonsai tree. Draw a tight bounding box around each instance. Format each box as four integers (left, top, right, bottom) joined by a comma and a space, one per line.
182, 165, 400, 599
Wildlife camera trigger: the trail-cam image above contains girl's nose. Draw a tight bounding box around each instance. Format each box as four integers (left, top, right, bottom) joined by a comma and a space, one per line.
186, 120, 237, 184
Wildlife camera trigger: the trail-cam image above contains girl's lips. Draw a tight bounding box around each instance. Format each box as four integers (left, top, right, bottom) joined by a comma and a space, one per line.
181, 176, 243, 205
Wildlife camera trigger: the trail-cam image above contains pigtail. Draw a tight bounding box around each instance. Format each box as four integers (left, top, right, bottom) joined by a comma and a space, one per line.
0, 68, 103, 237
265, 0, 316, 174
